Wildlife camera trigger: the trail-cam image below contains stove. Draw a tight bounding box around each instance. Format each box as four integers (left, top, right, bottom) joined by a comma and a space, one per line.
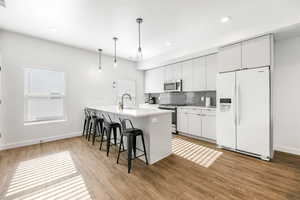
158, 104, 187, 134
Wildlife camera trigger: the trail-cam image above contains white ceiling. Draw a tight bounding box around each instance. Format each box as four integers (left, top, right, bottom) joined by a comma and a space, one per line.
1, 0, 300, 62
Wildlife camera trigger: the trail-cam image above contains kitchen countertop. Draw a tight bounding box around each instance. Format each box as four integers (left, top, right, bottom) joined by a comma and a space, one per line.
87, 105, 172, 118
177, 105, 216, 110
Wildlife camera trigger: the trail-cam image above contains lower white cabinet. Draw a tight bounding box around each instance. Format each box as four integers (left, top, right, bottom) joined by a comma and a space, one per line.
188, 113, 202, 137
177, 111, 188, 133
201, 114, 216, 140
177, 108, 216, 141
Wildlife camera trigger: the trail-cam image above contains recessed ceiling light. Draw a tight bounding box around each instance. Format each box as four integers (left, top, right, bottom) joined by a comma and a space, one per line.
48, 27, 57, 33
220, 16, 231, 23
165, 41, 172, 46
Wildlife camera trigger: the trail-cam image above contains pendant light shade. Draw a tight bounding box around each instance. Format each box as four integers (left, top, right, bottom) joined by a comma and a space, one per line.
98, 49, 102, 71
113, 37, 118, 68
136, 18, 143, 61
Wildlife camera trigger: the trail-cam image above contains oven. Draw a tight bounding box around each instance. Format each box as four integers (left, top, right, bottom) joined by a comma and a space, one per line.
164, 80, 182, 92
158, 105, 177, 134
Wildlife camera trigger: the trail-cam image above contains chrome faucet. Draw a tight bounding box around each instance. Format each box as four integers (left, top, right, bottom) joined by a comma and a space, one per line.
120, 93, 132, 109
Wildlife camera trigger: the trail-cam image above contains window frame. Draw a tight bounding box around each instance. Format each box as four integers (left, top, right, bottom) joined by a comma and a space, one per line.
24, 68, 67, 123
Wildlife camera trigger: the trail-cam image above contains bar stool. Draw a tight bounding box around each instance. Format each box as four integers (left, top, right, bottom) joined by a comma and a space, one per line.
82, 108, 91, 138
87, 111, 97, 140
99, 113, 123, 156
117, 118, 148, 173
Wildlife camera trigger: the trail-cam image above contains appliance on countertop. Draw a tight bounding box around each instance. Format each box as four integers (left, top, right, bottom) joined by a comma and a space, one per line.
149, 97, 156, 104
164, 80, 182, 92
205, 97, 212, 107
216, 67, 272, 161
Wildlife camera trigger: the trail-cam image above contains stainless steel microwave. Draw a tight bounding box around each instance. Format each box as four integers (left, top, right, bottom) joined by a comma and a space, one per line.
164, 80, 182, 92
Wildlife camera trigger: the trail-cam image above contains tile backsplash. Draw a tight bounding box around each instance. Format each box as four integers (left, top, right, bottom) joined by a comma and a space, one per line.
145, 91, 216, 107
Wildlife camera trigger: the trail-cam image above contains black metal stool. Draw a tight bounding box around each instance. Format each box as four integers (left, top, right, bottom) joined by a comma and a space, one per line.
82, 108, 91, 138
87, 111, 97, 141
117, 118, 148, 173
99, 113, 123, 156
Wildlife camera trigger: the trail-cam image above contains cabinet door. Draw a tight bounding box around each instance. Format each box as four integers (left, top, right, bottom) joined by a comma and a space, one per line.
206, 54, 218, 90
242, 35, 271, 69
177, 109, 188, 133
164, 65, 173, 83
182, 60, 194, 91
144, 70, 151, 93
151, 68, 164, 93
193, 57, 206, 91
202, 114, 216, 140
218, 43, 242, 72
188, 113, 202, 137
164, 63, 182, 82
173, 63, 182, 80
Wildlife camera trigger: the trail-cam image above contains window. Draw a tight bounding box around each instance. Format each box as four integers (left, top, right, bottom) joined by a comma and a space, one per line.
24, 68, 66, 123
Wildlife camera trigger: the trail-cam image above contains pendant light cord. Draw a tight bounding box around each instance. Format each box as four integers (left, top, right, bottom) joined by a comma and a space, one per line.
138, 22, 141, 50
114, 39, 116, 62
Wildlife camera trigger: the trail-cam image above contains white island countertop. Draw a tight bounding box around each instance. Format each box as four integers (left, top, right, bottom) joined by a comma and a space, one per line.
87, 105, 172, 118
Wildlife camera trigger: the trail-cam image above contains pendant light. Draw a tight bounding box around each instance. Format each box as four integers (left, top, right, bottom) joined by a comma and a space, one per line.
113, 37, 118, 68
98, 49, 102, 71
136, 18, 143, 61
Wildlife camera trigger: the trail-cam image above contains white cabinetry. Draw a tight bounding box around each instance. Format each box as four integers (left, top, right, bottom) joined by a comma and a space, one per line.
177, 107, 216, 141
188, 113, 202, 137
218, 35, 272, 73
144, 67, 164, 93
201, 112, 216, 140
181, 60, 194, 92
181, 54, 217, 92
218, 43, 242, 72
206, 54, 218, 90
164, 63, 182, 83
177, 110, 188, 133
242, 35, 271, 69
193, 57, 206, 91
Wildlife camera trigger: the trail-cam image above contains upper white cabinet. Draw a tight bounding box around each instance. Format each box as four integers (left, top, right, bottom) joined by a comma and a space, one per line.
193, 57, 206, 91
218, 43, 242, 72
181, 54, 217, 92
144, 67, 164, 93
182, 60, 194, 92
242, 35, 271, 69
206, 54, 218, 90
218, 35, 272, 73
164, 63, 182, 83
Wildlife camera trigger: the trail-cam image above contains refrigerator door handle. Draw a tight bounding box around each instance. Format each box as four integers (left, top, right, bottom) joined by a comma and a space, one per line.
236, 84, 240, 125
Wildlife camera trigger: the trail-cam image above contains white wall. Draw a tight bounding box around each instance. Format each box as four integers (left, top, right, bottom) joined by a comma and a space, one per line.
0, 30, 144, 149
273, 36, 300, 155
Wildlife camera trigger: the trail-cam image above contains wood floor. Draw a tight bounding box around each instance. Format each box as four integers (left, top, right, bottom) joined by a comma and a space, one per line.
0, 135, 300, 200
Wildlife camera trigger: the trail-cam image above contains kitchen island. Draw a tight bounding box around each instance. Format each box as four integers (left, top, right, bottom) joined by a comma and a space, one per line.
87, 105, 172, 164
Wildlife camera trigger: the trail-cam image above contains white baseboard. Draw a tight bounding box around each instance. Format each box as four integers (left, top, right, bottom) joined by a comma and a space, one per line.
0, 132, 82, 151
275, 146, 300, 156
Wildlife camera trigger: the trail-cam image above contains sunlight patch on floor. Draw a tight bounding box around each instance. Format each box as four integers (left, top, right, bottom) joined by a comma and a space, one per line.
172, 138, 222, 168
4, 151, 92, 200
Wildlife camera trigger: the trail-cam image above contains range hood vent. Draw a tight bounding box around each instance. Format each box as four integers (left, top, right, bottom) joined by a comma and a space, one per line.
0, 0, 5, 7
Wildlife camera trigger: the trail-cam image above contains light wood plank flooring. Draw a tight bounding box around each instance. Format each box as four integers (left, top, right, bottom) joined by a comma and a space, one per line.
0, 135, 299, 200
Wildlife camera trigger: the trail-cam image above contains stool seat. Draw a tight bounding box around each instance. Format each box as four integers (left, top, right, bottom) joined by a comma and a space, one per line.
122, 128, 142, 136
